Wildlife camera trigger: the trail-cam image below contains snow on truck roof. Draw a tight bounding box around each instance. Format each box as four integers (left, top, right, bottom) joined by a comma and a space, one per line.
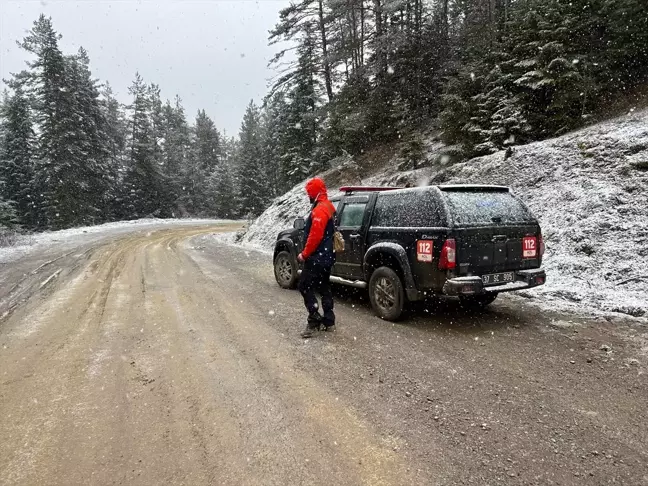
438, 184, 510, 192
339, 185, 510, 194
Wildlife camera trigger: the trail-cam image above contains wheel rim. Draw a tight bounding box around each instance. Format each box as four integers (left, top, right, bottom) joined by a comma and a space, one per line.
374, 277, 396, 311
276, 256, 293, 284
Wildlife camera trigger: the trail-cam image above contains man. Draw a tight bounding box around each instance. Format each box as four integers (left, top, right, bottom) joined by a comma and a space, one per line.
297, 177, 336, 338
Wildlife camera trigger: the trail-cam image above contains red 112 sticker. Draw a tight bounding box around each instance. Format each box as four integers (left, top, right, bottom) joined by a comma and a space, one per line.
417, 240, 433, 262
523, 236, 537, 258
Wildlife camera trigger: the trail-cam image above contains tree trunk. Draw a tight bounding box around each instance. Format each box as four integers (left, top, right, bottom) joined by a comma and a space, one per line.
317, 0, 334, 102
373, 0, 386, 79
337, 17, 351, 80
436, 0, 449, 51
349, 0, 359, 71
360, 0, 365, 66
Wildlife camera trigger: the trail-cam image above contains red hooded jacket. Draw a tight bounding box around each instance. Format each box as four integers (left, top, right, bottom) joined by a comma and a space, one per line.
301, 178, 336, 261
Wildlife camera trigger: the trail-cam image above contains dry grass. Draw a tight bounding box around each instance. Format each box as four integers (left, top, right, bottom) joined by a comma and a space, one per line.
0, 228, 22, 248
0, 228, 32, 248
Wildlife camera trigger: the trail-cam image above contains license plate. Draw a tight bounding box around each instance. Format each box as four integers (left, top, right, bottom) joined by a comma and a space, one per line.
482, 272, 515, 285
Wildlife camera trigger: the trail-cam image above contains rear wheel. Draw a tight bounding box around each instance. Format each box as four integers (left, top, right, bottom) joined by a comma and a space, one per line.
274, 251, 298, 289
459, 293, 498, 310
369, 266, 405, 321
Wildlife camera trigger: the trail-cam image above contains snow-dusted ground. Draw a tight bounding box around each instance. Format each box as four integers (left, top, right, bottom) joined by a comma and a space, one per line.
236, 110, 648, 321
0, 218, 230, 264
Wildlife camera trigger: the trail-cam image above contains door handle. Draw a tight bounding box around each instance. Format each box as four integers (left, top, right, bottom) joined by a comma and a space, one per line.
350, 234, 361, 240
492, 235, 507, 242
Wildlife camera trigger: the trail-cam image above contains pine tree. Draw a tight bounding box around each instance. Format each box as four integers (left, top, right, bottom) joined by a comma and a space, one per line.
599, 0, 648, 92
207, 161, 235, 219
101, 83, 127, 219
236, 101, 267, 217
269, 0, 335, 102
193, 109, 221, 173
209, 136, 239, 218
17, 17, 114, 228
19, 15, 73, 229
161, 96, 190, 213
0, 83, 37, 227
0, 194, 19, 229
260, 94, 289, 195
505, 1, 593, 135
189, 110, 221, 214
123, 73, 171, 218
284, 27, 321, 182
64, 47, 113, 224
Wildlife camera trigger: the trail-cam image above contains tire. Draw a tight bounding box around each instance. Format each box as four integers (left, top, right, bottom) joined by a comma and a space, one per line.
369, 266, 406, 321
459, 292, 498, 310
274, 251, 298, 289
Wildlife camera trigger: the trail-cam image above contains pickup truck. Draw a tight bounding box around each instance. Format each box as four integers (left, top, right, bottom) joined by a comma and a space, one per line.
273, 185, 546, 321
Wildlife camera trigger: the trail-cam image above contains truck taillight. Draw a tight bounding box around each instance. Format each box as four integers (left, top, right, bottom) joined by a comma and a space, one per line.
438, 238, 456, 270
539, 233, 545, 257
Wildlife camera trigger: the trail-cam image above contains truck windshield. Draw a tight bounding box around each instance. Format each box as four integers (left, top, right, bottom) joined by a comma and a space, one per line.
442, 191, 533, 225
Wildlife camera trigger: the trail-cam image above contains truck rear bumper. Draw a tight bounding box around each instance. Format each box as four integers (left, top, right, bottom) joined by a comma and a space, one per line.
442, 268, 546, 296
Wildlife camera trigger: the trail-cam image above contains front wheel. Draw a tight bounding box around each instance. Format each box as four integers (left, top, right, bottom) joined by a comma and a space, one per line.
459, 293, 498, 310
369, 266, 405, 321
274, 251, 298, 289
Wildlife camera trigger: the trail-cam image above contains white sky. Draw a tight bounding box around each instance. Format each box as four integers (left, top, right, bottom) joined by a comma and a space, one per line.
0, 0, 291, 135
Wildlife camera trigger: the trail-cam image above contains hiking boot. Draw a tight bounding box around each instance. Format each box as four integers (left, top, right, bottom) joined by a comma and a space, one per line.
307, 312, 323, 327
323, 323, 336, 332
301, 324, 319, 338
302, 313, 322, 338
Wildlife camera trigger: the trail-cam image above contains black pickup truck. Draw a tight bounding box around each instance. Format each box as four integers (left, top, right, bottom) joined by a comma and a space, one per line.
273, 185, 546, 321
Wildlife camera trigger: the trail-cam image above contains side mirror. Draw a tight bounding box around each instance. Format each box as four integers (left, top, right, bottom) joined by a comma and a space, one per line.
293, 217, 305, 230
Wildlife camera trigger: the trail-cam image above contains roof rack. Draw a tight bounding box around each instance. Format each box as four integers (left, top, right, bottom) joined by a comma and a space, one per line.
339, 186, 402, 193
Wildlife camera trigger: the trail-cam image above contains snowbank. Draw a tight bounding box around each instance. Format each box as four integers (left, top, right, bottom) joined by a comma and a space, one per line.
0, 218, 229, 264
238, 110, 648, 319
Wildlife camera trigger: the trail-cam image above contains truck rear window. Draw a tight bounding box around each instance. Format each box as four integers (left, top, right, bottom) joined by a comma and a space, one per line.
442, 191, 533, 225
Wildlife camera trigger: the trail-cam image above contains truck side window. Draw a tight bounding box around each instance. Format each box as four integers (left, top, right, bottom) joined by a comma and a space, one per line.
372, 190, 444, 227
339, 203, 367, 227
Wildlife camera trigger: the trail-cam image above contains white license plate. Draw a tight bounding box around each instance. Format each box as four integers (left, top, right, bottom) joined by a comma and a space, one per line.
482, 272, 515, 285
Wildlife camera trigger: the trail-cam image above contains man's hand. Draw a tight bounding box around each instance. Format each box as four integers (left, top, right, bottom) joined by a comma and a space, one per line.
297, 253, 305, 263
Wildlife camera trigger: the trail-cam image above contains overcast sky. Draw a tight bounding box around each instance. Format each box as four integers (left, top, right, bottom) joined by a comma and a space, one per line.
0, 0, 290, 135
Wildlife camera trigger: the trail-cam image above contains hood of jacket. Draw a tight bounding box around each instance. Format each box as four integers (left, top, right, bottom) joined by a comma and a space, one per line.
305, 177, 328, 203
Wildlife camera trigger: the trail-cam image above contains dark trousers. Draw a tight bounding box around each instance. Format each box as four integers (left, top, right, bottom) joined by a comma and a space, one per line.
298, 261, 335, 326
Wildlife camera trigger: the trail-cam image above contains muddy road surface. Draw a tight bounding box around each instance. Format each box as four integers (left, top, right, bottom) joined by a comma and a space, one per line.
1, 224, 647, 485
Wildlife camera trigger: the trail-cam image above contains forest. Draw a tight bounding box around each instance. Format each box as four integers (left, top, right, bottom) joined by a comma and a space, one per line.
1, 1, 646, 230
